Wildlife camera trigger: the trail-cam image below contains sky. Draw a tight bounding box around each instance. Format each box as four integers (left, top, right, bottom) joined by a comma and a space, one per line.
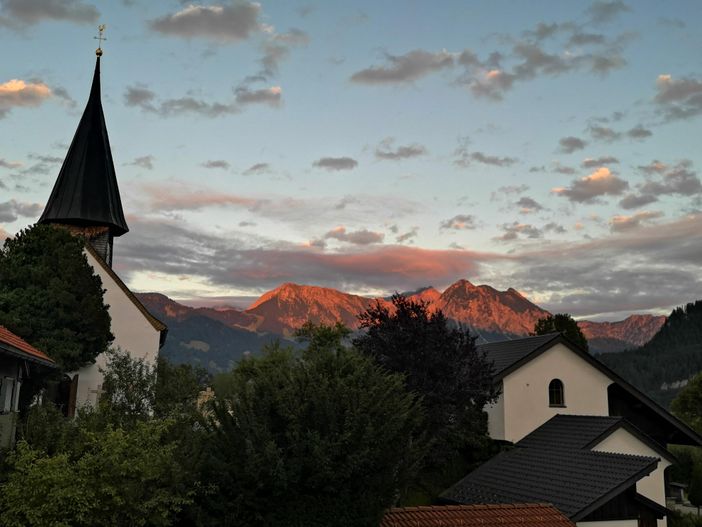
1, 0, 702, 320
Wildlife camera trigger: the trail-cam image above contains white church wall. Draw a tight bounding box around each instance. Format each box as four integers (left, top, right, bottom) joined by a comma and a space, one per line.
592, 427, 671, 527
74, 250, 161, 407
501, 343, 612, 443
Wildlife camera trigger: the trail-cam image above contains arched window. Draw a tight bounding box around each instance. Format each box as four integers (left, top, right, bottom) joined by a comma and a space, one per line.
549, 379, 565, 407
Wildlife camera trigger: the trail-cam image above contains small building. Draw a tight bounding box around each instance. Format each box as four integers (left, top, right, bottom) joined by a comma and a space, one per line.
445, 333, 702, 527
0, 326, 56, 449
382, 503, 574, 527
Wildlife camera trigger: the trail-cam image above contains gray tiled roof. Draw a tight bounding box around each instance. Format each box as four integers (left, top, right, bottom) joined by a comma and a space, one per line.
441, 446, 657, 520
477, 333, 560, 377
517, 415, 623, 451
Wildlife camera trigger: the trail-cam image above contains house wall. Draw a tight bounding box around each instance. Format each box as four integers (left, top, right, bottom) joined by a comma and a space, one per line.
500, 343, 612, 443
592, 427, 671, 527
0, 358, 19, 449
576, 521, 638, 527
485, 382, 505, 440
74, 250, 161, 408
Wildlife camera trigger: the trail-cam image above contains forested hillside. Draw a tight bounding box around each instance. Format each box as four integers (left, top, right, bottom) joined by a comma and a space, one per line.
599, 301, 702, 408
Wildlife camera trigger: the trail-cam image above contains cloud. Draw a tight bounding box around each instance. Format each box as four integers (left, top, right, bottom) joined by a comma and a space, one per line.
128, 155, 154, 170
149, 2, 261, 42
552, 163, 576, 175
118, 217, 496, 294
582, 156, 618, 168
502, 213, 702, 317
202, 160, 230, 170
374, 138, 427, 161
454, 138, 517, 168
638, 160, 702, 197
469, 151, 517, 167
495, 222, 542, 241
552, 167, 629, 203
139, 182, 262, 212
458, 25, 630, 100
0, 0, 98, 26
243, 162, 271, 175
543, 222, 567, 234
440, 215, 476, 230
0, 158, 22, 169
655, 74, 702, 121
234, 85, 282, 106
350, 49, 454, 84
324, 226, 384, 245
618, 193, 658, 210
124, 84, 263, 118
0, 79, 52, 118
396, 227, 419, 243
637, 160, 668, 175
585, 1, 630, 24
0, 199, 42, 222
491, 184, 529, 201
558, 136, 587, 153
627, 125, 652, 139
610, 210, 664, 232
588, 125, 621, 142
516, 196, 544, 214
313, 157, 358, 171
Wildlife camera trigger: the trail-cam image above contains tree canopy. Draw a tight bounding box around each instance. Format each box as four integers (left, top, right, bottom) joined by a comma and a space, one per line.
0, 224, 113, 371
202, 323, 425, 527
533, 313, 589, 351
353, 294, 498, 497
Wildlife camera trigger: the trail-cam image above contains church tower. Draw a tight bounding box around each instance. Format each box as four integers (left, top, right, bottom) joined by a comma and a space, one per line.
39, 38, 128, 267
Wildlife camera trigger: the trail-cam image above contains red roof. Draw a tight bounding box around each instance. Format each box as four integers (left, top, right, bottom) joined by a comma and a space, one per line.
0, 326, 55, 365
381, 504, 574, 527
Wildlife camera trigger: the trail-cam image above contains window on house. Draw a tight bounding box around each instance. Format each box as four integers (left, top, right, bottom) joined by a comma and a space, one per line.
549, 379, 565, 407
0, 377, 15, 413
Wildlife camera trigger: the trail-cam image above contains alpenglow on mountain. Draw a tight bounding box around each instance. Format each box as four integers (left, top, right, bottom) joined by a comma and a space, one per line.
136, 279, 664, 373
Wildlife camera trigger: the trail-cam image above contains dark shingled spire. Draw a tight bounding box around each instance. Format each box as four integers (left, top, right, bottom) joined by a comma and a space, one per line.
39, 56, 128, 238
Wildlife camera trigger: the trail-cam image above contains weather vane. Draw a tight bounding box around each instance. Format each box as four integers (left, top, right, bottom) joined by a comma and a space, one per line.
94, 24, 106, 56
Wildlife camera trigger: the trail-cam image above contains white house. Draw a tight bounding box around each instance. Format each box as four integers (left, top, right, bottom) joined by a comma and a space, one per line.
443, 333, 701, 527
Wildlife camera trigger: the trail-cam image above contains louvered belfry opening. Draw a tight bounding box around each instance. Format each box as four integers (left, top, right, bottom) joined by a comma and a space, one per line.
38, 55, 128, 267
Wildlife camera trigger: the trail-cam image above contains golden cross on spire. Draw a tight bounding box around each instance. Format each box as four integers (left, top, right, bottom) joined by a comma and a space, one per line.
94, 24, 106, 56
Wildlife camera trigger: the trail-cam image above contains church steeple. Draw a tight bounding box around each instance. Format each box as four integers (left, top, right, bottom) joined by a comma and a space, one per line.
39, 40, 128, 266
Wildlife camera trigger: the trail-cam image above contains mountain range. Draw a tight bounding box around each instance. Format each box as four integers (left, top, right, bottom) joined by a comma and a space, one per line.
136, 279, 665, 373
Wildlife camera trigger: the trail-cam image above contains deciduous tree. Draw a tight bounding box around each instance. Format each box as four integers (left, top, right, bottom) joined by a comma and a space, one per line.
533, 313, 589, 351
201, 323, 425, 527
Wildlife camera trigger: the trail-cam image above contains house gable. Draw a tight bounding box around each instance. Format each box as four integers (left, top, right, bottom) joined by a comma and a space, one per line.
500, 342, 612, 443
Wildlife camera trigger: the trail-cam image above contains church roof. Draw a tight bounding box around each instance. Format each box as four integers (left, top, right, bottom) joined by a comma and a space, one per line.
39, 56, 128, 236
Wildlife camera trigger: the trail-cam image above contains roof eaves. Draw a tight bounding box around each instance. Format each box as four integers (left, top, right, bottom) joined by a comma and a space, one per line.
84, 244, 168, 334
0, 342, 57, 368
492, 332, 561, 381
571, 456, 659, 521
585, 419, 677, 464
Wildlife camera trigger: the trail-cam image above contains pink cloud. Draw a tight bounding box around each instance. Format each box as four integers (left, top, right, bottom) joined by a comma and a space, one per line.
138, 182, 262, 211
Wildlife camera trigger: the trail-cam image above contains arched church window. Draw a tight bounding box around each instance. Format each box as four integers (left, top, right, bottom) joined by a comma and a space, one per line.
549, 379, 565, 407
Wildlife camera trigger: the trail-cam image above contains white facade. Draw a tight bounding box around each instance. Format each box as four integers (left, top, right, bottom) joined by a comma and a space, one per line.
485, 339, 672, 527
593, 427, 672, 527
72, 249, 163, 408
488, 342, 612, 443
577, 521, 638, 527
